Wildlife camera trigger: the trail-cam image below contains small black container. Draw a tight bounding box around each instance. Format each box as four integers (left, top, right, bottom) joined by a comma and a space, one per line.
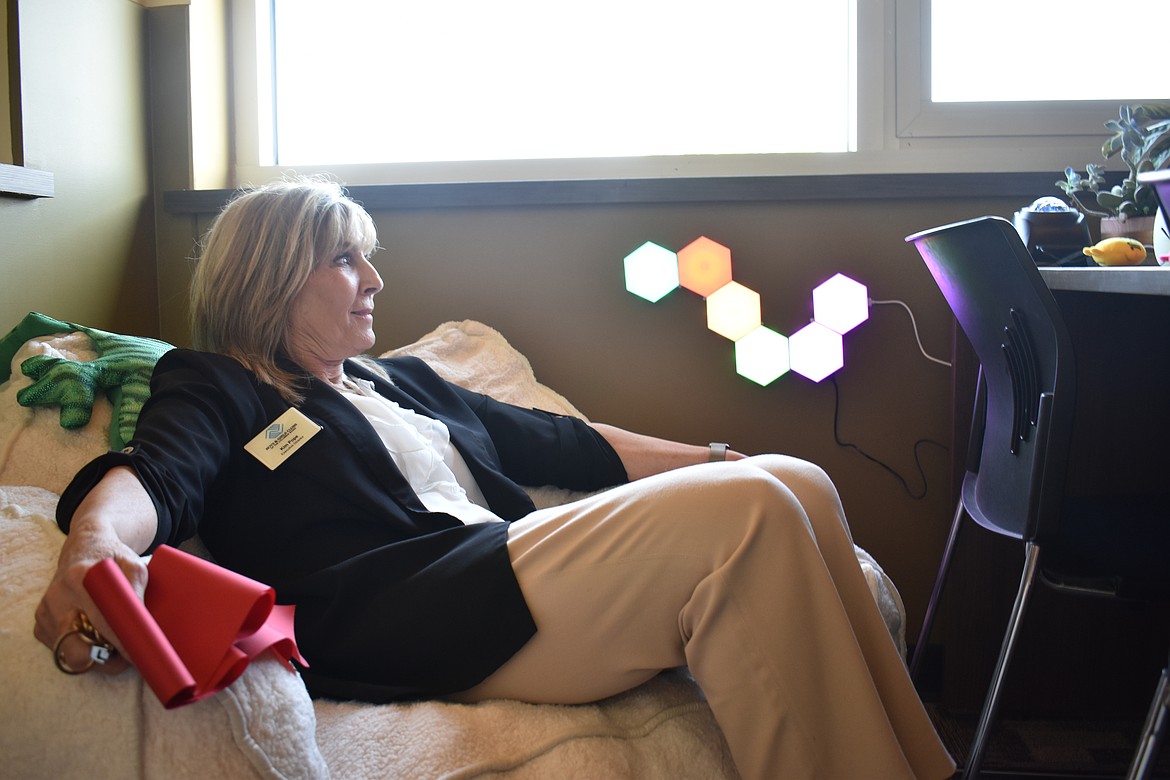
1012, 207, 1092, 266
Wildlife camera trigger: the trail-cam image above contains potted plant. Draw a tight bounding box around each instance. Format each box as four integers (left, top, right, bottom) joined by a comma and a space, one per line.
1057, 103, 1170, 244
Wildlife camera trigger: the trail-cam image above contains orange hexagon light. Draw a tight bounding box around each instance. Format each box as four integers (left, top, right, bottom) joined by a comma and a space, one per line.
678, 236, 732, 297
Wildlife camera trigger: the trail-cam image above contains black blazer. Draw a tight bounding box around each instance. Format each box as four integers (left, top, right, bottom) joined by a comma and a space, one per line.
58, 349, 627, 701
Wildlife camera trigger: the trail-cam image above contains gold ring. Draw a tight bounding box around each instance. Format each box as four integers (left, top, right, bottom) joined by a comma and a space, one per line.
52, 612, 116, 675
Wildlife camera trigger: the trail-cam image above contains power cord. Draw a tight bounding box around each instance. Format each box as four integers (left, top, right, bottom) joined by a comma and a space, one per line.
826, 297, 950, 499
869, 299, 952, 368
829, 375, 948, 500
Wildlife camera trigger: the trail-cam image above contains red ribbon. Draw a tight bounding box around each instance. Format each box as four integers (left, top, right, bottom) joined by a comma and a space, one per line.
83, 545, 305, 709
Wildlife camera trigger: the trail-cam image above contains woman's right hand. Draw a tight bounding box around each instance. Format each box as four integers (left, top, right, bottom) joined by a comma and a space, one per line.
32, 466, 159, 676
33, 518, 148, 675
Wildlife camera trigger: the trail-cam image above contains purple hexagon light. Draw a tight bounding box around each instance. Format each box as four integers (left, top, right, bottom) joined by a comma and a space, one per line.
812, 273, 869, 334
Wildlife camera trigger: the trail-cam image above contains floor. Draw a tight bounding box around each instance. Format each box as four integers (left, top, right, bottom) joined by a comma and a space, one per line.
928, 705, 1168, 780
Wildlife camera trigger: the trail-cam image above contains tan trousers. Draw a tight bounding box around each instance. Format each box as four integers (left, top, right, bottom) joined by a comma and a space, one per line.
453, 455, 955, 780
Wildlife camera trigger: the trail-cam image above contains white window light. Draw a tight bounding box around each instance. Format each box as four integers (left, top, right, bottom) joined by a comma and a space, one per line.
930, 0, 1168, 103
896, 0, 1170, 141
266, 0, 855, 168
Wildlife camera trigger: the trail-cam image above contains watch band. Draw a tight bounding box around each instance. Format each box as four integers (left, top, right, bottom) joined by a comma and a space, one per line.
708, 442, 729, 462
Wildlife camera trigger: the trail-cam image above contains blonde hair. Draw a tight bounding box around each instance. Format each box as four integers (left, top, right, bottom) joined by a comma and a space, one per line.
189, 177, 379, 403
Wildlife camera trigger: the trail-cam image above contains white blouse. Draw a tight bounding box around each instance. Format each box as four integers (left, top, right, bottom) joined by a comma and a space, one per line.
339, 378, 502, 525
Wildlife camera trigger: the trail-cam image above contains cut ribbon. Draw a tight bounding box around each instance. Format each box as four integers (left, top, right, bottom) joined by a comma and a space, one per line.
83, 545, 305, 709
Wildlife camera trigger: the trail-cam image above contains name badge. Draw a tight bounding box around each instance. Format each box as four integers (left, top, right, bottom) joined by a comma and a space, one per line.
244, 408, 322, 470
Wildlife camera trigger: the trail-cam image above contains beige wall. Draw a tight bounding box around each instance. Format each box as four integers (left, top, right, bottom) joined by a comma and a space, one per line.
0, 0, 155, 335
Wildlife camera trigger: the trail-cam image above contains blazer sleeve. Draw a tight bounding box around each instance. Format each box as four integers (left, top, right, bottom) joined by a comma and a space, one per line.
57, 350, 263, 551
371, 356, 628, 492
453, 385, 628, 491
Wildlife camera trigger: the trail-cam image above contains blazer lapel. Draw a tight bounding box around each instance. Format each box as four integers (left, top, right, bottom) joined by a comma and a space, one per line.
345, 359, 535, 520
296, 375, 430, 514
344, 359, 494, 474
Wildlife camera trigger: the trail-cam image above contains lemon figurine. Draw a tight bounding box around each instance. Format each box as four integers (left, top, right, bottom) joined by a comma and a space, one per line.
1082, 236, 1148, 266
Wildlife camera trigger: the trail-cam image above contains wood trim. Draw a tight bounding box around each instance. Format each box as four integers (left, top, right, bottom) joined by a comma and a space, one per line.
164, 171, 1064, 214
2, 1, 54, 199
0, 160, 52, 197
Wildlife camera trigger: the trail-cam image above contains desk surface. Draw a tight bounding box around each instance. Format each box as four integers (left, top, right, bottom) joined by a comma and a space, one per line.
1040, 266, 1170, 296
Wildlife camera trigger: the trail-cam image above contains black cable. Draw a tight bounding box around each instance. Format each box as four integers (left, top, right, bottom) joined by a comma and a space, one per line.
828, 375, 948, 500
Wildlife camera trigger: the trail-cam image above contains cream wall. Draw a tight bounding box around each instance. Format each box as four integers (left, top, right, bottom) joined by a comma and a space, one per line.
0, 0, 155, 335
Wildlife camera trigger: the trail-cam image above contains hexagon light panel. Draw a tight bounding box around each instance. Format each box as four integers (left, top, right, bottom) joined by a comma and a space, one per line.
624, 241, 679, 303
623, 237, 868, 386
813, 273, 869, 334
706, 281, 761, 341
678, 236, 732, 297
789, 322, 844, 382
735, 326, 790, 386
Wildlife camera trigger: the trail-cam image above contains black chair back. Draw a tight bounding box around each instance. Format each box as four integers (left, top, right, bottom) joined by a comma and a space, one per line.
906, 216, 1076, 544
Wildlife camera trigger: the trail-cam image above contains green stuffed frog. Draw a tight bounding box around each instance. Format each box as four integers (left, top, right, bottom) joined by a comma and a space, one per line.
0, 312, 174, 450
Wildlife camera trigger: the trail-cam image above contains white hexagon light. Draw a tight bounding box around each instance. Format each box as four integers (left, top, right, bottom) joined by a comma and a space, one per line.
789, 322, 844, 382
812, 273, 869, 334
735, 326, 790, 386
706, 281, 761, 341
623, 241, 679, 303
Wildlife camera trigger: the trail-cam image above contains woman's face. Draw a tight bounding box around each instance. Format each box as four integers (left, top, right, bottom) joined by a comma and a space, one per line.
286, 242, 384, 373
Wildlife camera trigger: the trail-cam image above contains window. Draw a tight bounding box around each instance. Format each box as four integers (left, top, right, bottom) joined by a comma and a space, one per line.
930, 0, 1166, 103
896, 0, 1170, 139
268, 0, 855, 167
226, 0, 1170, 186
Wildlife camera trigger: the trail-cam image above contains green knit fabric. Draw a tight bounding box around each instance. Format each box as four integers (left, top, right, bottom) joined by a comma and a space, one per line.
0, 312, 173, 450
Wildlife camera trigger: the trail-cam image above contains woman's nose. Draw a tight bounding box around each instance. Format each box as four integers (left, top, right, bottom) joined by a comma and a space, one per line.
362, 257, 384, 295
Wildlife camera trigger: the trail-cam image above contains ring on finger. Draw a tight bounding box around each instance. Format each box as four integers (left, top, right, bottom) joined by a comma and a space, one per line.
53, 611, 116, 675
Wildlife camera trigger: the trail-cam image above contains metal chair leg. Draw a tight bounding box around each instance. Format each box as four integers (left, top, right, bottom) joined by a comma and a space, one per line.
910, 499, 966, 681
1127, 659, 1170, 780
963, 541, 1042, 780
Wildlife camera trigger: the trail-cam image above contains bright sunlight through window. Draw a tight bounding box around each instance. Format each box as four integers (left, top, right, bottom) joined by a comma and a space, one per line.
271, 0, 855, 167
931, 0, 1169, 102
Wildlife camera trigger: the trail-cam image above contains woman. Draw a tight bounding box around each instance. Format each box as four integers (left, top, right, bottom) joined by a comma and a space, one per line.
34, 178, 953, 779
